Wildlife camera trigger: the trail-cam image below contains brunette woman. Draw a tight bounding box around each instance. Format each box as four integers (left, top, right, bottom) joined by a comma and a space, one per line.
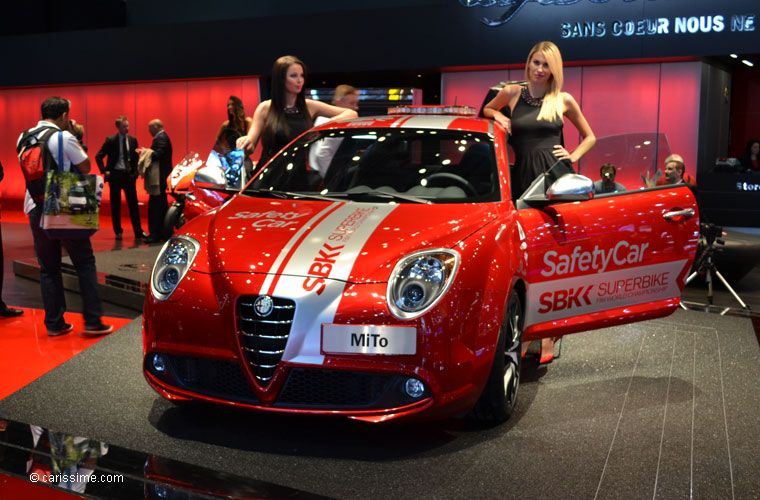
236, 55, 357, 171
214, 96, 252, 155
741, 139, 760, 172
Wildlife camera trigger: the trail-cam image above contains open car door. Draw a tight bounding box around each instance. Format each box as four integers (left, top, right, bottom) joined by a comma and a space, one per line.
515, 140, 700, 340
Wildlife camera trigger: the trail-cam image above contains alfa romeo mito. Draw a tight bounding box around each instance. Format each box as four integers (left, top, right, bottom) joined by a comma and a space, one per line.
143, 105, 699, 423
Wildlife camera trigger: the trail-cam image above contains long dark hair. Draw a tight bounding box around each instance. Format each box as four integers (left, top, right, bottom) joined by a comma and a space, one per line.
744, 139, 760, 158
261, 55, 312, 155
227, 96, 248, 134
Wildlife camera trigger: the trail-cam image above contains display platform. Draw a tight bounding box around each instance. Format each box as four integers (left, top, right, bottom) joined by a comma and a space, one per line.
12, 245, 157, 312
12, 240, 760, 315
1, 310, 758, 499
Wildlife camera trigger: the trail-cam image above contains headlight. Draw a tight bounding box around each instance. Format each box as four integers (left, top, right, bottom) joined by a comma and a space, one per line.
151, 236, 200, 301
387, 249, 459, 319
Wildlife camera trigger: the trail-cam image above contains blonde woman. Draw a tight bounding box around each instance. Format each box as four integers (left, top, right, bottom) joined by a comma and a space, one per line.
483, 41, 595, 196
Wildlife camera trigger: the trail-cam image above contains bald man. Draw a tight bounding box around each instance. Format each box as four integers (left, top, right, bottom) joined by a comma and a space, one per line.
656, 154, 696, 187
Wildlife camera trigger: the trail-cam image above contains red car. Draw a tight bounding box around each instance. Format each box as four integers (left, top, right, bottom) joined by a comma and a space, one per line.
142, 106, 699, 423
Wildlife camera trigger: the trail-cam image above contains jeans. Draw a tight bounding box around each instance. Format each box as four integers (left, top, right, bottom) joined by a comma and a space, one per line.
28, 205, 103, 330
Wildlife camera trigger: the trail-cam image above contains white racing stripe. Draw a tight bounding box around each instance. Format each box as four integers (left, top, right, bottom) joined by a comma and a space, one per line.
525, 260, 688, 326
258, 202, 344, 295
265, 203, 399, 365
393, 115, 458, 129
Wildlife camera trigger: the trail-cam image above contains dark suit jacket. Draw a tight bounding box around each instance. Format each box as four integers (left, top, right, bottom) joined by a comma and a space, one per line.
95, 134, 139, 178
150, 130, 173, 192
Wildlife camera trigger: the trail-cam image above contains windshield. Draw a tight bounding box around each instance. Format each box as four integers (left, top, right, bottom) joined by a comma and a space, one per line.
243, 128, 500, 203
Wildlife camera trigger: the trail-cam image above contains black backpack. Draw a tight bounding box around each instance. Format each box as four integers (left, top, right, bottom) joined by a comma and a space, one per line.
17, 126, 59, 204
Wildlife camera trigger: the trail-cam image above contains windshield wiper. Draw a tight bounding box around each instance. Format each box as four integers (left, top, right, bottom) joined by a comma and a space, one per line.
333, 189, 431, 204
242, 188, 343, 202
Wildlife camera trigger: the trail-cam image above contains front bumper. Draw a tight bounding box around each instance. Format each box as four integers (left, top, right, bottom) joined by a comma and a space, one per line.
143, 269, 505, 421
143, 353, 434, 421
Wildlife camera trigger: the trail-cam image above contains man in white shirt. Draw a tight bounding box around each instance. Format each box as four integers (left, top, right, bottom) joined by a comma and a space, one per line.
18, 97, 113, 337
308, 85, 360, 176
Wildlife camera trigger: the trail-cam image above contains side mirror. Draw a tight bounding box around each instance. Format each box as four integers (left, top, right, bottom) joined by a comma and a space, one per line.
192, 165, 227, 190
547, 174, 593, 202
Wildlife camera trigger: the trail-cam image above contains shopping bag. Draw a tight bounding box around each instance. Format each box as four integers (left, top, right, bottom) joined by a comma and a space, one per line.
40, 169, 103, 238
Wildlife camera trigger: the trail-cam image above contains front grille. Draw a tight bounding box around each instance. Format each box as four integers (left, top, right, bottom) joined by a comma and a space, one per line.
276, 368, 398, 409
238, 296, 295, 386
163, 354, 259, 404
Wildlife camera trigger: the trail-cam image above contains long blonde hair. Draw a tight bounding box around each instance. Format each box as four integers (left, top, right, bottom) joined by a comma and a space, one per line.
525, 41, 564, 123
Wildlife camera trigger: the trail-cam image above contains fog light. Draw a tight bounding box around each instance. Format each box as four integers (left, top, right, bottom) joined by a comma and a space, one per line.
404, 378, 425, 399
152, 353, 166, 373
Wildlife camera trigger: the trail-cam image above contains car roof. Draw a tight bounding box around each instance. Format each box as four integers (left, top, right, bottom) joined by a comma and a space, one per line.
319, 114, 492, 134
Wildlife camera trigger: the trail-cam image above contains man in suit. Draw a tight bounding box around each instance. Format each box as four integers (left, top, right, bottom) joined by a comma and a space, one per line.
144, 119, 172, 243
95, 116, 147, 241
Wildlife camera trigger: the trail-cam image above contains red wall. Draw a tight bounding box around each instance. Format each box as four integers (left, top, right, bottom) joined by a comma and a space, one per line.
0, 77, 260, 204
442, 61, 701, 190
3, 62, 702, 203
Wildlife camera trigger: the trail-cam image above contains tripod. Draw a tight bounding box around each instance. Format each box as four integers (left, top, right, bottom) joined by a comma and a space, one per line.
683, 224, 750, 310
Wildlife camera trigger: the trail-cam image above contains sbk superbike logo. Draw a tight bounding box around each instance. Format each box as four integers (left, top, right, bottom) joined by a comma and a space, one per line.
302, 243, 344, 296
301, 206, 378, 296
538, 285, 593, 314
526, 238, 684, 325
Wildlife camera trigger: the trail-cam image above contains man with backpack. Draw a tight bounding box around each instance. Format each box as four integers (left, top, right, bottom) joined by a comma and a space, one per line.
17, 97, 113, 337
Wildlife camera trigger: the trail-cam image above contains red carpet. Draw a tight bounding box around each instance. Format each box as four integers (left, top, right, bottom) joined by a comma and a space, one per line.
0, 473, 83, 500
0, 308, 132, 400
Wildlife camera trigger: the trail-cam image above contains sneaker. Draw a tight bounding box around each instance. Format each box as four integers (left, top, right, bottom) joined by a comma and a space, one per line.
82, 323, 114, 336
48, 323, 74, 337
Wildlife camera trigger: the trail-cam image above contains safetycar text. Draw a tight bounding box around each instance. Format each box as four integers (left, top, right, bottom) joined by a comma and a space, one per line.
541, 240, 648, 277
227, 210, 309, 228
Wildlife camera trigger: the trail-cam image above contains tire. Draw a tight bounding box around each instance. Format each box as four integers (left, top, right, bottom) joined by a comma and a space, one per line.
162, 203, 185, 240
472, 289, 523, 423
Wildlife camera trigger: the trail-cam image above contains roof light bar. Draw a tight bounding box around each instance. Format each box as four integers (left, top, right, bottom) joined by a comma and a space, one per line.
388, 105, 477, 116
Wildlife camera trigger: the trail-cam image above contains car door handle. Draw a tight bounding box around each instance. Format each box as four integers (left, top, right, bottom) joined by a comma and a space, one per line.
663, 208, 695, 220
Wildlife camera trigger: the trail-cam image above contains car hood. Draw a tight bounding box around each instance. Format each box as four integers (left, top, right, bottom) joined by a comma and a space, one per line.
203, 197, 497, 282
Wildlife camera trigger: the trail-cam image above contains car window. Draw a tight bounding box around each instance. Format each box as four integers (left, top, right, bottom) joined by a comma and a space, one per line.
581, 132, 673, 194
515, 132, 679, 206
245, 128, 501, 203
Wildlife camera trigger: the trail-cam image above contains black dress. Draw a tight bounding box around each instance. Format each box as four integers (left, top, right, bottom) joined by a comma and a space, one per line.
509, 86, 564, 197
218, 126, 244, 153
259, 110, 312, 168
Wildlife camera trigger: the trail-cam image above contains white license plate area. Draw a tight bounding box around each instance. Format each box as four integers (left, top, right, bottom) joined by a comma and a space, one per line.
322, 324, 417, 355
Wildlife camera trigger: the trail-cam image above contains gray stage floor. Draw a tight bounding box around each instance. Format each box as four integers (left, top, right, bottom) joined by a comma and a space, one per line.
1, 309, 758, 499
